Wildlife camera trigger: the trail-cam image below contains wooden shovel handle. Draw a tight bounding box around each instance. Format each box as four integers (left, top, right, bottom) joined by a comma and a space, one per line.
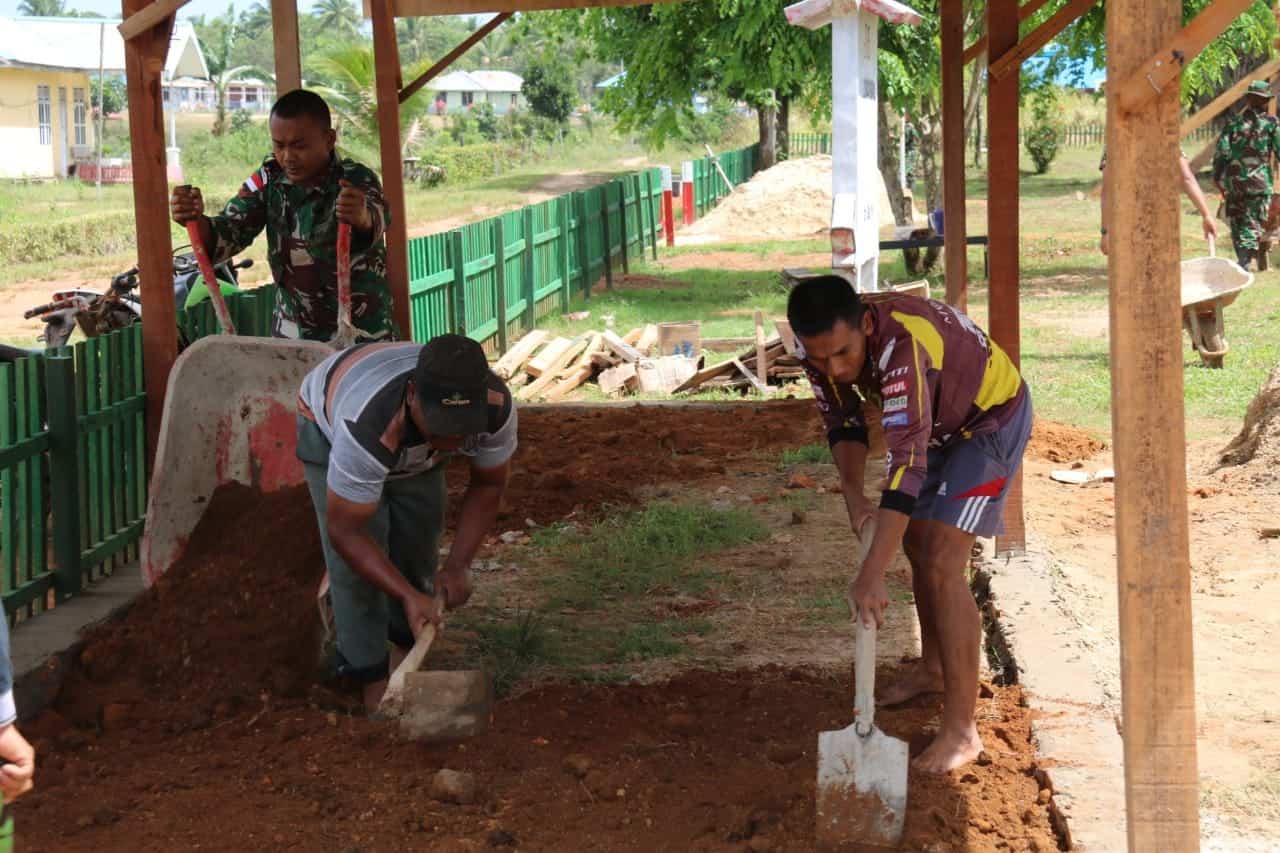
379, 621, 438, 712
333, 222, 356, 348
184, 212, 237, 336
853, 517, 878, 735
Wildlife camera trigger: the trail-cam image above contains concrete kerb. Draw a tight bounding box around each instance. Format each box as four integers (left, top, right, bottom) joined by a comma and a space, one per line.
10, 563, 145, 723
972, 535, 1128, 852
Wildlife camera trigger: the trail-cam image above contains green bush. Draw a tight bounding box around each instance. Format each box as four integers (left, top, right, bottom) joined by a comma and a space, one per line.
417, 142, 521, 186
1024, 90, 1064, 175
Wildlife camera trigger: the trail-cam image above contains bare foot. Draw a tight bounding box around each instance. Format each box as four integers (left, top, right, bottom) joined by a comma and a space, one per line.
878, 661, 945, 706
912, 725, 984, 774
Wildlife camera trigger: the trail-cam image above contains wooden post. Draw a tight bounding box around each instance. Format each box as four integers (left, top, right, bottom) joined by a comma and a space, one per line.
558, 196, 572, 314
617, 179, 630, 275
270, 0, 302, 94
987, 0, 1024, 553
493, 217, 508, 354
643, 170, 659, 260
598, 190, 613, 291
575, 192, 591, 299
370, 0, 411, 339
122, 0, 177, 461
1106, 0, 1201, 845
450, 229, 467, 335
754, 310, 768, 386
522, 206, 536, 330
942, 0, 968, 311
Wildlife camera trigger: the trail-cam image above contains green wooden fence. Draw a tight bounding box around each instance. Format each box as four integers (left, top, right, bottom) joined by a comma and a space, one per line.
0, 326, 147, 620
791, 133, 832, 156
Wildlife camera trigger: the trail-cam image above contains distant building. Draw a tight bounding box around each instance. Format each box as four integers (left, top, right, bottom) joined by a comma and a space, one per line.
432, 70, 524, 115
0, 15, 209, 177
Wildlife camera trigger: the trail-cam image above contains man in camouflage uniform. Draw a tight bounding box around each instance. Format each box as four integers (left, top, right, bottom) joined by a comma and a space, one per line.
170, 89, 397, 341
1212, 79, 1280, 269
903, 112, 920, 192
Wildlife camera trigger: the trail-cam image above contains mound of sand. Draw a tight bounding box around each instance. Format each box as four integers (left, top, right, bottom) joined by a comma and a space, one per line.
682, 155, 900, 244
1218, 365, 1280, 488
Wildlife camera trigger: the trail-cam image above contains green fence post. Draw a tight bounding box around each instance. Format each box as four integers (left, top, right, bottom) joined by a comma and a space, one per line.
558, 197, 572, 314
522, 206, 537, 330
616, 179, 630, 276
575, 191, 591, 300
599, 188, 613, 291
45, 352, 82, 600
450, 229, 467, 335
492, 218, 509, 354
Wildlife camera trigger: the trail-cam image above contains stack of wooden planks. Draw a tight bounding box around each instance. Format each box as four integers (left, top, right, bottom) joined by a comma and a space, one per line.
672, 317, 806, 395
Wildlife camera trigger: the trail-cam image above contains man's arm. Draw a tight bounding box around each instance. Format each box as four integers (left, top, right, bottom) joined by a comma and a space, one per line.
435, 460, 511, 609
326, 491, 441, 634
339, 165, 389, 252
1179, 155, 1219, 242
205, 172, 271, 265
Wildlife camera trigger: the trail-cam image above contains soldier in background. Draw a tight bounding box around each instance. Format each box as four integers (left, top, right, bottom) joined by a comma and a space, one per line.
1212, 79, 1280, 270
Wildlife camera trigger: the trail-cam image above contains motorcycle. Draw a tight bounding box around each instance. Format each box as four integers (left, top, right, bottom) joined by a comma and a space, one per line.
19, 246, 253, 353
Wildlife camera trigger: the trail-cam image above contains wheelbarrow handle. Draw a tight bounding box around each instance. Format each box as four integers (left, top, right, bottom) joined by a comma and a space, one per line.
183, 215, 238, 336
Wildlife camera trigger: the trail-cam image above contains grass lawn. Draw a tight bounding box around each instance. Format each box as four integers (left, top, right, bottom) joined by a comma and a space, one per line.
532, 142, 1279, 438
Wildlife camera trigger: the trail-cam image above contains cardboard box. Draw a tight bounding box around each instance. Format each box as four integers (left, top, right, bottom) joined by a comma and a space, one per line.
656, 322, 701, 358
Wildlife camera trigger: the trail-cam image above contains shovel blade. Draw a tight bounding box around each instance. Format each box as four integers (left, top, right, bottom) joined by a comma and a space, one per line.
816, 724, 909, 849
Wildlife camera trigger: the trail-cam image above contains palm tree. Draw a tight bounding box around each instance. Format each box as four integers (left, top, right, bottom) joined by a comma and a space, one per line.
311, 0, 361, 41
196, 4, 261, 135
239, 2, 272, 35
18, 0, 68, 15
313, 45, 428, 155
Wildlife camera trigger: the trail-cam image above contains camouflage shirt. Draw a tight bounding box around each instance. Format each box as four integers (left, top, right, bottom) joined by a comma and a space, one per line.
1212, 107, 1280, 199
209, 152, 397, 341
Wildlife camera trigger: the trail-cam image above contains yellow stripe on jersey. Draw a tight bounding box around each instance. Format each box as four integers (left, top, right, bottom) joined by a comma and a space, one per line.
889, 464, 906, 490
891, 311, 945, 369
974, 339, 1022, 411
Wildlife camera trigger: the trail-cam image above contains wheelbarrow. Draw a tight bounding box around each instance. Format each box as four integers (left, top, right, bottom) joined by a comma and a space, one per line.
1181, 237, 1254, 369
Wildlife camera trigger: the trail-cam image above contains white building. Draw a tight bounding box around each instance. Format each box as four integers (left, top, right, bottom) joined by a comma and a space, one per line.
432, 70, 524, 115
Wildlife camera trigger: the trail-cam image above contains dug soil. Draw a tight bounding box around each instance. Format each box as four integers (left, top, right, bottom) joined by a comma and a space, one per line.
19, 404, 1063, 851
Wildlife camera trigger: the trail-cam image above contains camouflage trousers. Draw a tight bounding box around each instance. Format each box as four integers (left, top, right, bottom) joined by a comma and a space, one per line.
1225, 193, 1271, 262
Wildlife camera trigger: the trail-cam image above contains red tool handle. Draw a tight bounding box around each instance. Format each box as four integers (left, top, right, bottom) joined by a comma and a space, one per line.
333, 221, 355, 348
185, 218, 237, 336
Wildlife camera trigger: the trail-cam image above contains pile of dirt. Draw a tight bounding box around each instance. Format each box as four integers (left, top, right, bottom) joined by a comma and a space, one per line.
1026, 420, 1106, 463
450, 401, 827, 527
24, 665, 1061, 852
1218, 365, 1280, 489
681, 155, 904, 244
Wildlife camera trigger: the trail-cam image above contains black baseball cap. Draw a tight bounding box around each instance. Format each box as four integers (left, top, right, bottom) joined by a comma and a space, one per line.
413, 334, 490, 436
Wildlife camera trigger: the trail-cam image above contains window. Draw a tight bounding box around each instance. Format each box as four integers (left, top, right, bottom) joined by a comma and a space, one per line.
37, 85, 51, 145
73, 87, 87, 146
510, 93, 518, 107
461, 91, 474, 107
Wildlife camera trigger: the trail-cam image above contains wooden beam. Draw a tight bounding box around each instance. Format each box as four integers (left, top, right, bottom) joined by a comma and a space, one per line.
1106, 0, 1201, 844
122, 0, 177, 460
987, 0, 1024, 553
963, 0, 1054, 64
942, 0, 968, 311
371, 0, 412, 339
117, 0, 189, 40
393, 0, 672, 14
1181, 56, 1280, 137
271, 0, 302, 94
1117, 0, 1256, 115
989, 0, 1099, 81
399, 12, 511, 105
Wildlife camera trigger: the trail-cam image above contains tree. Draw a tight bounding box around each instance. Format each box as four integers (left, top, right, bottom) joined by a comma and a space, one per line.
560, 1, 830, 164
18, 0, 68, 14
193, 5, 259, 136
312, 45, 430, 157
312, 0, 361, 41
522, 54, 575, 126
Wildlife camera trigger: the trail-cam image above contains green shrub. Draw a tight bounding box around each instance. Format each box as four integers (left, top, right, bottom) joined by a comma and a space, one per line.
417, 142, 524, 186
1024, 90, 1064, 175
0, 211, 138, 267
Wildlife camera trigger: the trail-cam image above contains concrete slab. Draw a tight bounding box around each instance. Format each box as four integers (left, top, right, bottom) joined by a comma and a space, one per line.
978, 537, 1128, 852
10, 564, 145, 721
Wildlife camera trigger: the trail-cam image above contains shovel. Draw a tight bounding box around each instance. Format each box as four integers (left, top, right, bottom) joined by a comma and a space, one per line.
185, 218, 238, 335
816, 519, 909, 849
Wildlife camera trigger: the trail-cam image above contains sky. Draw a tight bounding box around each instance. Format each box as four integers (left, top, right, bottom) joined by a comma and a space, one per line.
0, 0, 289, 21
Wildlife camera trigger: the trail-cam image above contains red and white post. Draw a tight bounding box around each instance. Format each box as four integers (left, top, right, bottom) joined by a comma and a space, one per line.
661, 165, 676, 246
681, 161, 696, 226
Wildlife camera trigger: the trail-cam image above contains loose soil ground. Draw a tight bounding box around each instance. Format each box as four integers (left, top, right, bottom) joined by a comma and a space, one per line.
17, 404, 1067, 851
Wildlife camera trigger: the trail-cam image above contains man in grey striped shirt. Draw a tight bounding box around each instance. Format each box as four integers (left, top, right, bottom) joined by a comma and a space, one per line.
298, 334, 516, 711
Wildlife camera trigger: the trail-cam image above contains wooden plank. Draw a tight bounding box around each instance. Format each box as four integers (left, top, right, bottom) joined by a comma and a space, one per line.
399, 13, 511, 104
672, 358, 737, 394
731, 357, 773, 397
117, 0, 190, 40
621, 326, 644, 346
122, 0, 178, 461
1181, 56, 1280, 137
597, 362, 637, 396
1106, 0, 1201, 844
942, 0, 969, 311
634, 323, 659, 356
963, 0, 1054, 64
493, 329, 549, 379
371, 0, 412, 339
271, 0, 302, 93
775, 319, 797, 356
525, 336, 571, 377
601, 329, 643, 363
636, 356, 698, 394
754, 311, 768, 385
394, 0, 676, 15
988, 0, 1099, 81
519, 335, 589, 400
1116, 0, 1255, 115
988, 0, 1025, 552
541, 335, 602, 401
